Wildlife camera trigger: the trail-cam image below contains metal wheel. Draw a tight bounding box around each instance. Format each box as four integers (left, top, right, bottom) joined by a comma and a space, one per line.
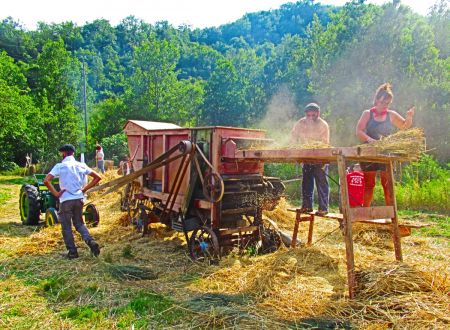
202, 173, 224, 203
178, 140, 193, 154
19, 184, 40, 225
84, 204, 100, 227
189, 226, 220, 263
45, 207, 59, 227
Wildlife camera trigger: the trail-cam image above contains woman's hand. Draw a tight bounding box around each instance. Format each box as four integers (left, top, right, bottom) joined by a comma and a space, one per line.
406, 106, 415, 118
366, 136, 377, 144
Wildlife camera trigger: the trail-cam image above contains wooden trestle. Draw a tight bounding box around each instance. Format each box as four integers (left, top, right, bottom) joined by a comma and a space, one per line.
227, 146, 406, 299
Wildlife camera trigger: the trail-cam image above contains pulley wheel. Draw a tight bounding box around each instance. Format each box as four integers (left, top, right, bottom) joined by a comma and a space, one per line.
178, 140, 193, 154
202, 173, 224, 203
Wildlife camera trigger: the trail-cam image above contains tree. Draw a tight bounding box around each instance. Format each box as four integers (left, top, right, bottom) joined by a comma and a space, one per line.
201, 58, 242, 126
32, 38, 81, 157
124, 38, 203, 126
0, 51, 41, 169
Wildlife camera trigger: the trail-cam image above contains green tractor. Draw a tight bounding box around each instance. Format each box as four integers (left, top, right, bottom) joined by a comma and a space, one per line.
19, 174, 100, 227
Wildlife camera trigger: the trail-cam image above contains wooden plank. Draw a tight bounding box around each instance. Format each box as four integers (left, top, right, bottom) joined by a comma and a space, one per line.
221, 207, 256, 215
219, 226, 259, 236
386, 161, 403, 261
350, 206, 395, 222
229, 147, 408, 163
287, 208, 344, 221
194, 199, 212, 209
337, 155, 356, 299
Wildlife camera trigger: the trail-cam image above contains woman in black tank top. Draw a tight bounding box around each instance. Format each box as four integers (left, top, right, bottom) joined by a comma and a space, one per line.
356, 83, 415, 206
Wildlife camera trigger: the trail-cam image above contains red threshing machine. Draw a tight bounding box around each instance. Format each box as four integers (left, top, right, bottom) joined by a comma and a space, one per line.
121, 120, 285, 261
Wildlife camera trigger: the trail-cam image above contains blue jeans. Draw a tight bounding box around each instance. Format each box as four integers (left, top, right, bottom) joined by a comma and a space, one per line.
59, 199, 93, 252
302, 164, 329, 211
97, 160, 105, 174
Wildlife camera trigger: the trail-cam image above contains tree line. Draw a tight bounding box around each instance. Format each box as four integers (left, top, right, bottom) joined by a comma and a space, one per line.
0, 0, 448, 170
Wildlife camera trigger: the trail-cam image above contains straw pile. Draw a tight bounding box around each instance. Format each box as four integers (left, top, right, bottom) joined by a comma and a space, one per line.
263, 197, 296, 229
189, 247, 341, 321
1, 170, 449, 329
328, 263, 450, 329
362, 128, 426, 160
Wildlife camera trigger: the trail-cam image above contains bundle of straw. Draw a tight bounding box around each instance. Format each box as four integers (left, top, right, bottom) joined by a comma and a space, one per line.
363, 128, 426, 160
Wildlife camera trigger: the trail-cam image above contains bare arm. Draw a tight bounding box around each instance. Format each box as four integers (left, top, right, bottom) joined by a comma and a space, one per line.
390, 106, 415, 130
322, 122, 330, 144
290, 121, 300, 144
356, 110, 376, 143
82, 171, 102, 194
43, 174, 65, 198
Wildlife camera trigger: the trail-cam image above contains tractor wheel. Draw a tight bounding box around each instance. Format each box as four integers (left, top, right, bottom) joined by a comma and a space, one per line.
19, 184, 40, 225
84, 204, 100, 227
45, 207, 59, 227
189, 226, 220, 264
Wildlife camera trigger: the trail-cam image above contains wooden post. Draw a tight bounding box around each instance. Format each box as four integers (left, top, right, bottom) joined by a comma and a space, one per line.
337, 155, 356, 299
307, 214, 314, 246
291, 212, 301, 248
386, 161, 403, 261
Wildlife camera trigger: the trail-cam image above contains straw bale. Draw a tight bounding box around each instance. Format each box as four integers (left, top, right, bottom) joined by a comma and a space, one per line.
361, 128, 426, 160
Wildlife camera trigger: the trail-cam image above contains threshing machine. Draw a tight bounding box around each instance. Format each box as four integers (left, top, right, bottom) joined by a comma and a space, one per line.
118, 120, 286, 260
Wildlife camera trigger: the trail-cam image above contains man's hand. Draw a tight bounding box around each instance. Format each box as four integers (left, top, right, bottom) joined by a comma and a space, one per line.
55, 189, 66, 198
44, 174, 64, 199
82, 171, 102, 194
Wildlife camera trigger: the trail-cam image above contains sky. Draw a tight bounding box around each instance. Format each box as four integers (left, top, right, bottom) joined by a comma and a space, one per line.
2, 0, 435, 30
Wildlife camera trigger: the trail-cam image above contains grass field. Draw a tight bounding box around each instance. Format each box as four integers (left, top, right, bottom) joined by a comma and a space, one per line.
0, 173, 449, 329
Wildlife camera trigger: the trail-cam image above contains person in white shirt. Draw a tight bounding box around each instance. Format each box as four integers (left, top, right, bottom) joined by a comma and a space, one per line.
44, 144, 102, 259
96, 144, 105, 174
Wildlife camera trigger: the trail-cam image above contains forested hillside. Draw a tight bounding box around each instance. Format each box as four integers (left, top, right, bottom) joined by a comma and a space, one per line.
0, 0, 448, 169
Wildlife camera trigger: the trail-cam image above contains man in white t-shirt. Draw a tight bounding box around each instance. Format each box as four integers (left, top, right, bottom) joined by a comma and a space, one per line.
44, 144, 102, 259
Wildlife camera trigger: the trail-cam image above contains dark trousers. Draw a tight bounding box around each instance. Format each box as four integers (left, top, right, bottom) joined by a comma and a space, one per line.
59, 199, 93, 252
302, 164, 329, 211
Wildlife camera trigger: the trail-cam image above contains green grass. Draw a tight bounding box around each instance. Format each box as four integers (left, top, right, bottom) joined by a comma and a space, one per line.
114, 291, 186, 328
416, 215, 450, 238
0, 176, 32, 185
398, 210, 450, 239
0, 188, 11, 204
60, 305, 106, 323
